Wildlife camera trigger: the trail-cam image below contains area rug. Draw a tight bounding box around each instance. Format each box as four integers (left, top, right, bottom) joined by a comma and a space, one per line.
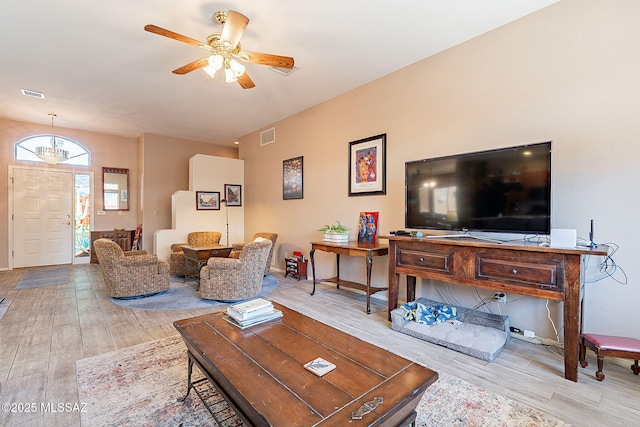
15, 266, 68, 289
109, 274, 278, 310
76, 335, 569, 427
0, 301, 11, 321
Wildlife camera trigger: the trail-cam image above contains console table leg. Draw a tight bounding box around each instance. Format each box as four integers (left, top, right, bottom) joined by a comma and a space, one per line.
366, 252, 373, 314
310, 249, 317, 295
336, 254, 341, 289
407, 276, 416, 303
178, 352, 194, 402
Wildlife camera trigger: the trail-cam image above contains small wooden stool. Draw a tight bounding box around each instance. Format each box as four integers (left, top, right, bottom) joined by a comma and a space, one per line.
579, 333, 640, 381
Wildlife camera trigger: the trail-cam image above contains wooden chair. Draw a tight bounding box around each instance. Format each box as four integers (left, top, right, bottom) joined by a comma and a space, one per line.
579, 333, 640, 381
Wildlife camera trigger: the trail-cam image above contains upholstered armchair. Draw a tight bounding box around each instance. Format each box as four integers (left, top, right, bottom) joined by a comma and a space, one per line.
169, 231, 223, 276
199, 239, 273, 301
93, 238, 170, 298
229, 232, 278, 276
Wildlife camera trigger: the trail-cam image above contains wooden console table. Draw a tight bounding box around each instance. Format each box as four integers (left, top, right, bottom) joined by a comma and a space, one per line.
383, 235, 608, 382
90, 229, 135, 263
310, 241, 388, 314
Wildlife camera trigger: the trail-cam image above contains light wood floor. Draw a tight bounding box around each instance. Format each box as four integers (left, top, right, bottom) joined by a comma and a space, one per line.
0, 264, 638, 426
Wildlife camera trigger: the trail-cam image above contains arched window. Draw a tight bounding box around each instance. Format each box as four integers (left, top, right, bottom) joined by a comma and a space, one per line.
15, 135, 90, 166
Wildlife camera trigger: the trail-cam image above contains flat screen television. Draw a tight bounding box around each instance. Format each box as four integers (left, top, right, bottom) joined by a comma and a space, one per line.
405, 141, 551, 235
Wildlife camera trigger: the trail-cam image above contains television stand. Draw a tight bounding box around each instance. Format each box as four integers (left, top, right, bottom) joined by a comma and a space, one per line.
426, 230, 503, 244
382, 235, 609, 382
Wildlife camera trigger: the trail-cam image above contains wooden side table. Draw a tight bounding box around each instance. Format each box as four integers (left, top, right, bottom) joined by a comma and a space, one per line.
310, 241, 388, 314
285, 257, 307, 281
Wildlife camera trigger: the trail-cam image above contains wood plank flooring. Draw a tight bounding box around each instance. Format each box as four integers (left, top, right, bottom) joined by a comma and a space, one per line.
0, 264, 638, 426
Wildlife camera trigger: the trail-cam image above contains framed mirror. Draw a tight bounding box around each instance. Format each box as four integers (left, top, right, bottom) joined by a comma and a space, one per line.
102, 167, 129, 210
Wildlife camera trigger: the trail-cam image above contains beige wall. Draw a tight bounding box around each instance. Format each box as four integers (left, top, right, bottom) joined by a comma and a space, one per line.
1, 119, 237, 268
239, 1, 640, 340
1, 117, 139, 268
137, 133, 238, 252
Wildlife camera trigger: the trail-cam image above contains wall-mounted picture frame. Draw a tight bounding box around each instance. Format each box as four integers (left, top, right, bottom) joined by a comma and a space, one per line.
283, 156, 304, 200
349, 134, 386, 196
224, 184, 242, 206
196, 191, 220, 210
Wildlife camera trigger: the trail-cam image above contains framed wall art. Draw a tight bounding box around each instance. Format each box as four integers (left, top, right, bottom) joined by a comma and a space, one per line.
224, 184, 242, 206
196, 191, 220, 210
283, 156, 303, 200
349, 134, 386, 196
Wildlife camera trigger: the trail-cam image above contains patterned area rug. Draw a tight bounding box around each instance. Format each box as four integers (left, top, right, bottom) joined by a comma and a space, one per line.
76, 335, 569, 427
108, 274, 278, 310
15, 266, 68, 289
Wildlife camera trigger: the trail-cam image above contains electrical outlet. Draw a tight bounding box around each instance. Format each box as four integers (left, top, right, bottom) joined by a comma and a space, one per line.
493, 292, 506, 304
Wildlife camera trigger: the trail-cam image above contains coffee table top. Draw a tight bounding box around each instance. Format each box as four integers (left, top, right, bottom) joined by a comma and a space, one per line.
181, 245, 232, 260
174, 303, 438, 426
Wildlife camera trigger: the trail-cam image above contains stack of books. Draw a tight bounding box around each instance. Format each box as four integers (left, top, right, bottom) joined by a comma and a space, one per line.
225, 298, 282, 329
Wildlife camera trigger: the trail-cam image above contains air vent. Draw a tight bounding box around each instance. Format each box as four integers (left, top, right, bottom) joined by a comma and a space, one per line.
270, 66, 299, 76
21, 88, 45, 99
260, 127, 276, 146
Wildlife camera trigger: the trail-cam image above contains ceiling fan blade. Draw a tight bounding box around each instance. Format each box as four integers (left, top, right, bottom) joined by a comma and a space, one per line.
238, 51, 294, 69
144, 24, 210, 51
238, 72, 255, 89
220, 10, 249, 48
172, 57, 209, 74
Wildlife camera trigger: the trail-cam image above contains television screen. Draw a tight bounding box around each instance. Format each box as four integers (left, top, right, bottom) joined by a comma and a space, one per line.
405, 142, 551, 234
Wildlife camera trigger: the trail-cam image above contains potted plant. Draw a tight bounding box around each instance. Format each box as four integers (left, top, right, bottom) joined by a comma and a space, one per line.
318, 221, 349, 243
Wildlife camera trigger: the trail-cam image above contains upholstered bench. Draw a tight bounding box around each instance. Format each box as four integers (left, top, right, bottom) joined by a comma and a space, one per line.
391, 298, 511, 362
579, 333, 640, 381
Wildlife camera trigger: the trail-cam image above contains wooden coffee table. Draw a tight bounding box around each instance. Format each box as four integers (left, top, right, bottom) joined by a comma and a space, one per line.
174, 303, 438, 426
181, 245, 232, 283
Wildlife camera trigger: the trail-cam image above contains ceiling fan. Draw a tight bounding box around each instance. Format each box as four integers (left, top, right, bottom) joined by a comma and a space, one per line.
144, 10, 295, 89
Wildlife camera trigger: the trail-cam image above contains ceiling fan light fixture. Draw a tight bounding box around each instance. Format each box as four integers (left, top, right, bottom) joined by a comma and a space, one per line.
224, 65, 238, 83
203, 54, 224, 78
228, 59, 246, 78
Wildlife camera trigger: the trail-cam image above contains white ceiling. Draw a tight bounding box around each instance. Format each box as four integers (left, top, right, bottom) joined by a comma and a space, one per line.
0, 0, 558, 146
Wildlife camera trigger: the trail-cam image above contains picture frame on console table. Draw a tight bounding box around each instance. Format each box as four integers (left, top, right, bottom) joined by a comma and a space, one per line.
196, 191, 220, 210
224, 184, 242, 206
283, 156, 303, 200
349, 133, 386, 196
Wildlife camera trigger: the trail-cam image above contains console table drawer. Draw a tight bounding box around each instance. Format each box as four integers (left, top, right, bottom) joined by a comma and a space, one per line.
475, 255, 561, 290
398, 249, 454, 275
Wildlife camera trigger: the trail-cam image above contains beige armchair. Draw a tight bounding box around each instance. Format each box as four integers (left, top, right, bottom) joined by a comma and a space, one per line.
169, 231, 222, 276
199, 239, 273, 301
93, 238, 170, 298
229, 232, 278, 276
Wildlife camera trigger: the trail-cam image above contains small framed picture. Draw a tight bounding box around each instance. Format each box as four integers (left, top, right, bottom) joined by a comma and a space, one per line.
196, 191, 220, 210
283, 156, 303, 200
224, 184, 242, 206
349, 134, 386, 196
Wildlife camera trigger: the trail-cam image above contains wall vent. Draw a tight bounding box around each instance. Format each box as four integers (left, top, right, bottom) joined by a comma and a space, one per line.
260, 127, 276, 146
21, 88, 45, 99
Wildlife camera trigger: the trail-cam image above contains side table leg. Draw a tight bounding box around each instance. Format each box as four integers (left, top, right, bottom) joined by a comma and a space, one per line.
365, 252, 373, 314
336, 254, 341, 289
178, 352, 194, 402
310, 248, 317, 295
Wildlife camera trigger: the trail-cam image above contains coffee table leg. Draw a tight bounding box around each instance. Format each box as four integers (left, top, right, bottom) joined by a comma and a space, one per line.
177, 352, 194, 402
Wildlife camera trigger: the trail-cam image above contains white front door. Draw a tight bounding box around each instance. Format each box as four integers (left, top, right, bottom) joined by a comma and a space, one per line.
13, 168, 74, 267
